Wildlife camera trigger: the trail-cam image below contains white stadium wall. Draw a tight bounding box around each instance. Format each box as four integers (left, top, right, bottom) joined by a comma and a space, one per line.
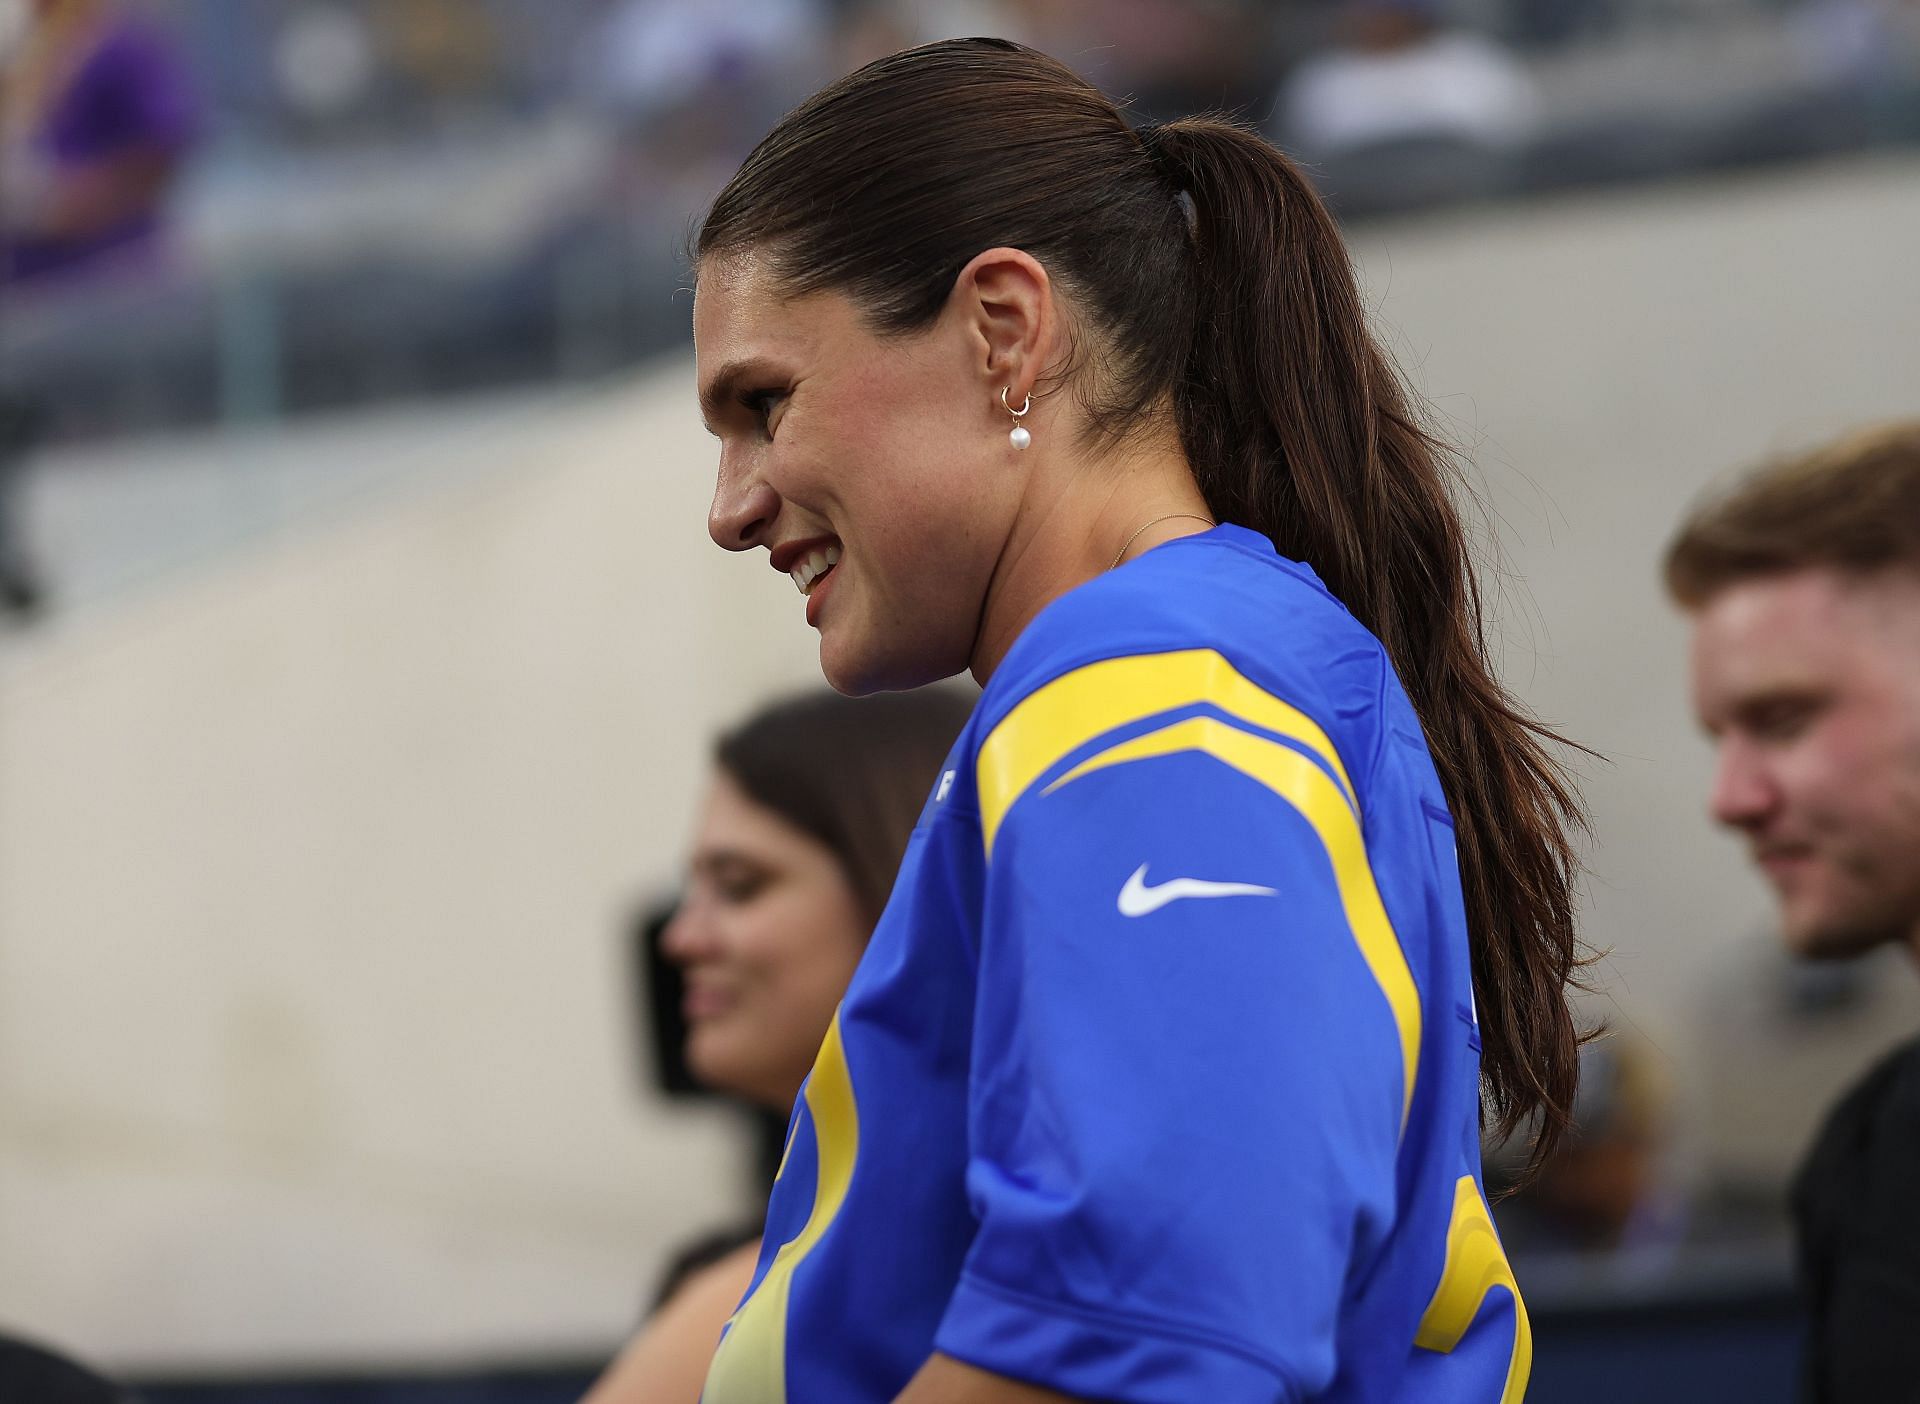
0, 152, 1916, 1370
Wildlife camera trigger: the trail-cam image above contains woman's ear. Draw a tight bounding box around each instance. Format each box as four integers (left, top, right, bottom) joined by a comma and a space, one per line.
949, 247, 1056, 409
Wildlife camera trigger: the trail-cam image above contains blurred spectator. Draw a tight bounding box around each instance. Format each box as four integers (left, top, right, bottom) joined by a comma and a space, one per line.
1490, 1034, 1688, 1262
1666, 422, 1920, 1403
1505, 0, 1619, 52
375, 0, 501, 114
1043, 0, 1270, 122
265, 0, 510, 136
1278, 0, 1537, 158
568, 0, 830, 218
0, 388, 41, 615
0, 1331, 136, 1402
572, 0, 826, 128
1787, 0, 1920, 93
586, 687, 972, 1404
268, 2, 380, 131
0, 0, 199, 286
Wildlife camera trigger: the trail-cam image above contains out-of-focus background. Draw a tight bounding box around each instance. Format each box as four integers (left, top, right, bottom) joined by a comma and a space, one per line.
0, 0, 1916, 1400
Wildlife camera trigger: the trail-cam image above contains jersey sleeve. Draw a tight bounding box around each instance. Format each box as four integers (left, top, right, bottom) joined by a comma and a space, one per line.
933, 653, 1420, 1403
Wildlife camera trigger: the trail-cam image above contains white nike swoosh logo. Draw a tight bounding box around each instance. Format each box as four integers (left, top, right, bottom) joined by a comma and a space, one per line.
1117, 864, 1279, 917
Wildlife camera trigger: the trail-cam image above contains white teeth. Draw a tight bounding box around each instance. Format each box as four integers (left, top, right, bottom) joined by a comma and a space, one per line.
788, 546, 841, 596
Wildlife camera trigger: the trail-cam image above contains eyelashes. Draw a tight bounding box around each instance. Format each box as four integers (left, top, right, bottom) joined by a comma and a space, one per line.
741, 388, 787, 432
715, 873, 770, 903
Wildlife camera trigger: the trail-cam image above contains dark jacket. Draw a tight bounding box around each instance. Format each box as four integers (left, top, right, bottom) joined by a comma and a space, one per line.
1794, 1035, 1920, 1402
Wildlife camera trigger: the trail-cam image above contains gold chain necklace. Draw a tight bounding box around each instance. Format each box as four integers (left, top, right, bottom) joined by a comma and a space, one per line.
1110, 513, 1216, 571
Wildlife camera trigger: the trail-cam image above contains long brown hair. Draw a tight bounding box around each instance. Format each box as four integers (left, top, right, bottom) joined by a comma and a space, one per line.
717, 687, 974, 926
699, 39, 1588, 1169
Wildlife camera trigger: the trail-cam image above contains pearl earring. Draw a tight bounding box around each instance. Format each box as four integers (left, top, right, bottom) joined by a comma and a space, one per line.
1002, 386, 1031, 450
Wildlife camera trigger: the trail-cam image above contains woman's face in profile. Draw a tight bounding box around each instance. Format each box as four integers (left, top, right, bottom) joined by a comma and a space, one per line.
694, 251, 1020, 695
660, 768, 869, 1109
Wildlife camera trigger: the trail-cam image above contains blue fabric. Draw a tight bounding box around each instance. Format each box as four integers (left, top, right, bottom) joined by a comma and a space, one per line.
702, 524, 1523, 1403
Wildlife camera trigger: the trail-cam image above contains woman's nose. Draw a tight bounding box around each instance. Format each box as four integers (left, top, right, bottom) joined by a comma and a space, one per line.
658, 902, 714, 964
709, 446, 780, 552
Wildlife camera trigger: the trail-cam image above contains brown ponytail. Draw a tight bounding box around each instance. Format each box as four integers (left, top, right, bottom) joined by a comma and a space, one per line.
1142, 118, 1591, 1169
699, 39, 1589, 1172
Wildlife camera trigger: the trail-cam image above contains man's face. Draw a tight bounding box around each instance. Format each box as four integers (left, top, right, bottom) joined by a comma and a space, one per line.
1689, 567, 1920, 958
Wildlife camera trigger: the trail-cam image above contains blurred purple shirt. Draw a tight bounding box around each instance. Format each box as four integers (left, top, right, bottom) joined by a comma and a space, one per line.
4, 18, 199, 284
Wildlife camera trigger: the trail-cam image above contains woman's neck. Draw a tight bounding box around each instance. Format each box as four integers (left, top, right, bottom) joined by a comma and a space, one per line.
968, 426, 1213, 686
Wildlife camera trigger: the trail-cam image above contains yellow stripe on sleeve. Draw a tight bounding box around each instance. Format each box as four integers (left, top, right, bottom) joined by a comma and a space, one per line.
1042, 714, 1421, 1131
1415, 1175, 1532, 1404
700, 1011, 860, 1404
976, 649, 1357, 857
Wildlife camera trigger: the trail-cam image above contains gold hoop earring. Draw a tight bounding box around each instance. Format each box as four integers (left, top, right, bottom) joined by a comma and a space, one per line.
1001, 386, 1032, 451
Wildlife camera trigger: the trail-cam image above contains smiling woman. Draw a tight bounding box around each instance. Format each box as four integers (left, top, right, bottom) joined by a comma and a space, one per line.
690, 38, 1588, 1404
698, 250, 1027, 689
583, 687, 973, 1404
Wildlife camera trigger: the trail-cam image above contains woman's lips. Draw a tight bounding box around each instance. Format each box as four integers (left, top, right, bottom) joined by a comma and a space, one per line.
805, 557, 838, 627
682, 984, 734, 1022
1757, 847, 1814, 882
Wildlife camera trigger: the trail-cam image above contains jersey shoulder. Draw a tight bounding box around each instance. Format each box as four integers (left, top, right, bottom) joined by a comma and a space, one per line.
979, 525, 1395, 786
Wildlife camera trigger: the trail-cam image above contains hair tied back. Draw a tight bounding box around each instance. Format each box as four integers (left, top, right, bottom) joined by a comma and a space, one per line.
1137, 122, 1198, 236
1174, 188, 1199, 238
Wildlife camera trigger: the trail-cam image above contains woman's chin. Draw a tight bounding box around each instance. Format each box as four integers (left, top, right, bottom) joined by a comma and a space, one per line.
817, 633, 886, 697
684, 1028, 747, 1095
820, 631, 967, 697
686, 1031, 790, 1108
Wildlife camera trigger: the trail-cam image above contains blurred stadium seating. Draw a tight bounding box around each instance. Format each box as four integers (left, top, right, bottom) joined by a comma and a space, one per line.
6, 0, 1917, 444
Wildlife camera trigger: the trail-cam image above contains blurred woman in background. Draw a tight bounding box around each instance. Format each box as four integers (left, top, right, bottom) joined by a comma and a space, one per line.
585, 686, 972, 1404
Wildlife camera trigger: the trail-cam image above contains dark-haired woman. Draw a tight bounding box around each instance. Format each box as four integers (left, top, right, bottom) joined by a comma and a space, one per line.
693, 38, 1583, 1404
586, 689, 972, 1404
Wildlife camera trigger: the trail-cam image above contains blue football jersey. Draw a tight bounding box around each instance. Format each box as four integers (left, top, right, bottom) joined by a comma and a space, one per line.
701, 524, 1529, 1403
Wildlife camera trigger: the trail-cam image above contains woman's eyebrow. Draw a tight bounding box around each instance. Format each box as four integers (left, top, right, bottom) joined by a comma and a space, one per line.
698, 356, 783, 428
691, 847, 763, 875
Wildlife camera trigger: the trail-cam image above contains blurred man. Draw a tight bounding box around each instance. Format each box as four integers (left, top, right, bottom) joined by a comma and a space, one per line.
1666, 421, 1920, 1403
